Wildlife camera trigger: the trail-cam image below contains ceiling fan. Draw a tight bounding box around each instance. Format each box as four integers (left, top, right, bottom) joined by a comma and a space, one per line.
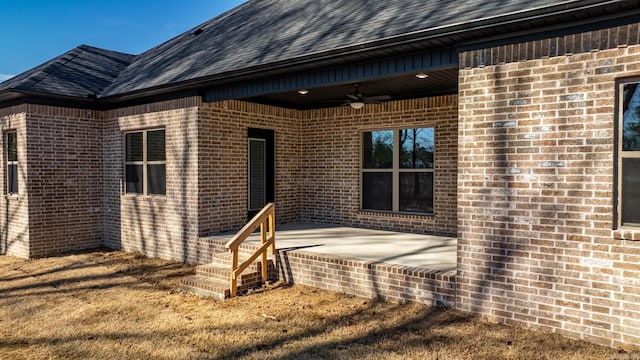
342, 84, 391, 109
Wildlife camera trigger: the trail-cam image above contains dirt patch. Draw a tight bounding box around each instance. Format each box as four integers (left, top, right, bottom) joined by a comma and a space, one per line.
0, 251, 635, 359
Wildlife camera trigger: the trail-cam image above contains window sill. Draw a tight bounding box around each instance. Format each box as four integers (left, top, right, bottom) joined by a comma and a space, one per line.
122, 193, 167, 201
5, 194, 20, 200
613, 227, 640, 241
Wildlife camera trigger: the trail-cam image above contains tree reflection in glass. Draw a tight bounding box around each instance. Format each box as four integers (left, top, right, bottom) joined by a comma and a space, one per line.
623, 83, 640, 151
362, 130, 393, 169
399, 128, 434, 169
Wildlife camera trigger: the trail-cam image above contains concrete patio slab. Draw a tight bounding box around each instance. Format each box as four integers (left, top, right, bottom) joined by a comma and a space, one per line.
198, 223, 458, 305
208, 223, 457, 272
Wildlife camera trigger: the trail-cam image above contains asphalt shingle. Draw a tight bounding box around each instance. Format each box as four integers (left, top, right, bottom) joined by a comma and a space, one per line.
0, 0, 626, 100
0, 45, 135, 98
100, 0, 567, 97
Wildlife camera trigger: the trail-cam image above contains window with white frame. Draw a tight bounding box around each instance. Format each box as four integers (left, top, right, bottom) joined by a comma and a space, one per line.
125, 129, 166, 195
6, 131, 17, 194
361, 128, 434, 214
619, 79, 640, 226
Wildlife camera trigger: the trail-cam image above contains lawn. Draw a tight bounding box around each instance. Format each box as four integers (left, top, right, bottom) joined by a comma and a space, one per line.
0, 250, 635, 359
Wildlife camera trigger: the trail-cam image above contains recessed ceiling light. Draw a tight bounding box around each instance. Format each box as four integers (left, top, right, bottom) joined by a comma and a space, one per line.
297, 89, 309, 95
415, 72, 429, 79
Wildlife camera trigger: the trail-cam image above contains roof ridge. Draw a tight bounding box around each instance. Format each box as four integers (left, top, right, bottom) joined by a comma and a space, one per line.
100, 1, 250, 97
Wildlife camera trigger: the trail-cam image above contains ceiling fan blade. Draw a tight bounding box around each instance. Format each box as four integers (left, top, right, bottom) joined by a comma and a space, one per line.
347, 94, 360, 101
364, 95, 392, 101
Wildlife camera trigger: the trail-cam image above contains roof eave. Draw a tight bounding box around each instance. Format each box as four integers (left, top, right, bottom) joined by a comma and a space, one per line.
89, 0, 640, 105
0, 89, 98, 110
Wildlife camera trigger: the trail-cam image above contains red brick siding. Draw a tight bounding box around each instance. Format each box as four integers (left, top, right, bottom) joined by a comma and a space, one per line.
458, 24, 640, 347
198, 100, 302, 236
0, 106, 29, 258
103, 98, 201, 263
302, 96, 458, 236
460, 23, 640, 69
275, 249, 457, 307
25, 105, 103, 257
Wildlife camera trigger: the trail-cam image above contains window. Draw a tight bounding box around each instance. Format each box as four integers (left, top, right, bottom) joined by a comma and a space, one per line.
619, 80, 640, 226
361, 128, 434, 214
125, 129, 166, 195
6, 131, 17, 194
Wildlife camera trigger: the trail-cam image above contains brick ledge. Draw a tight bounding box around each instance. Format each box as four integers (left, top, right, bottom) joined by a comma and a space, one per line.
613, 228, 640, 241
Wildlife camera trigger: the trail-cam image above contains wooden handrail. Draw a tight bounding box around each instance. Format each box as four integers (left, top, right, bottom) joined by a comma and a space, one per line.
225, 203, 275, 297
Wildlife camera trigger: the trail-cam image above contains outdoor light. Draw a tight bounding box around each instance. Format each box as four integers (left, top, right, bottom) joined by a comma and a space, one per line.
415, 72, 429, 79
349, 101, 365, 109
297, 89, 309, 95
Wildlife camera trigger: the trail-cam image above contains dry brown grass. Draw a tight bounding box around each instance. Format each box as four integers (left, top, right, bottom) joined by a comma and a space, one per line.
0, 250, 636, 360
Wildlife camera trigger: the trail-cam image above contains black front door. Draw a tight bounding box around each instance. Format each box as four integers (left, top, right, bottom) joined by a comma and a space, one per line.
247, 128, 275, 219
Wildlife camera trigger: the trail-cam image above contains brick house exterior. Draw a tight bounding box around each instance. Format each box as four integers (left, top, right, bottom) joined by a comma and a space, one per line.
1, 0, 640, 347
457, 25, 640, 346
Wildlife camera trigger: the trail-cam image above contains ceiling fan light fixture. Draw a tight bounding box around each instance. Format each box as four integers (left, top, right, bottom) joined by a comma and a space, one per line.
349, 101, 365, 109
415, 72, 429, 79
297, 89, 309, 95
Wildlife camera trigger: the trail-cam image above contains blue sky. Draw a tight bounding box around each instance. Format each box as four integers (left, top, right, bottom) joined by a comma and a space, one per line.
0, 0, 246, 81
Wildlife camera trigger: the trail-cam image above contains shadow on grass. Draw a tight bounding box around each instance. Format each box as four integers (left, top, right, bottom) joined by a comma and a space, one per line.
0, 250, 194, 298
214, 302, 471, 360
0, 296, 470, 360
1, 251, 626, 359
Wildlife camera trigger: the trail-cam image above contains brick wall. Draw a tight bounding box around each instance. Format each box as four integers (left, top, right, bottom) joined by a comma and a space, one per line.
0, 104, 102, 258
275, 249, 457, 307
103, 97, 201, 263
302, 96, 458, 236
458, 23, 640, 347
25, 105, 103, 257
198, 100, 303, 236
0, 105, 29, 258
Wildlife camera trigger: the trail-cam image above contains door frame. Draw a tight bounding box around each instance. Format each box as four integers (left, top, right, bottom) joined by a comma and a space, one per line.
247, 128, 275, 219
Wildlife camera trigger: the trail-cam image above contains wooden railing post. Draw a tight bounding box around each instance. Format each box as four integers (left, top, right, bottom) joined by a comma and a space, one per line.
260, 222, 267, 283
269, 212, 275, 254
230, 250, 239, 298
225, 203, 275, 298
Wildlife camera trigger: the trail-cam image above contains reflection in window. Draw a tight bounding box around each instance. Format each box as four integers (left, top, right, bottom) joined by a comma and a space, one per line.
362, 172, 393, 211
623, 83, 640, 152
620, 81, 640, 226
622, 158, 640, 225
6, 131, 17, 194
125, 129, 166, 195
362, 130, 393, 169
125, 132, 143, 162
399, 172, 433, 213
400, 128, 434, 169
361, 127, 435, 214
147, 130, 166, 162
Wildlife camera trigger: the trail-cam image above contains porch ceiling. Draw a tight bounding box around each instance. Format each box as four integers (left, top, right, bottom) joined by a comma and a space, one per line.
244, 67, 459, 110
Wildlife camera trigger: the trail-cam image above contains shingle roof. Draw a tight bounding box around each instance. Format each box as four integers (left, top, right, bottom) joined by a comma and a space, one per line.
0, 45, 135, 98
1, 0, 636, 102
103, 0, 571, 97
